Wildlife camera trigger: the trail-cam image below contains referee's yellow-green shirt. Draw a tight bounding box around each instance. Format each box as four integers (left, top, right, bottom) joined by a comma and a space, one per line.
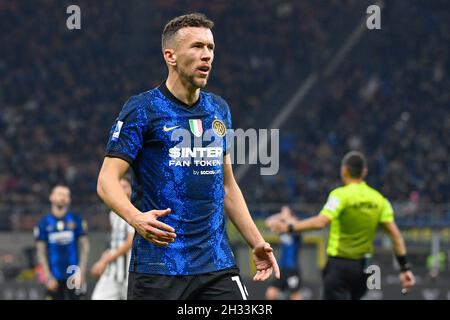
320, 182, 394, 260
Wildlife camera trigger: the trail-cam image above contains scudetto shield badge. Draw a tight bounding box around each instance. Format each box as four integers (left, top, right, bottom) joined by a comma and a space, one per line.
189, 119, 203, 137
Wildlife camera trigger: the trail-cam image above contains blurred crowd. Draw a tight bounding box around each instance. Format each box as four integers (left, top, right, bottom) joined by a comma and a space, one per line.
1, 1, 448, 229
242, 1, 449, 207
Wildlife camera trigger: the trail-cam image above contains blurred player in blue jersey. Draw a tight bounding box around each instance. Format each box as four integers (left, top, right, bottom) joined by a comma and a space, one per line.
34, 185, 89, 300
97, 13, 280, 300
265, 206, 303, 300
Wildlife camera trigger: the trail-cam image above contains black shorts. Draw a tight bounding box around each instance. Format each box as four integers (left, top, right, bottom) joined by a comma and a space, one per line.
127, 267, 249, 300
270, 268, 302, 292
45, 280, 85, 300
322, 256, 369, 300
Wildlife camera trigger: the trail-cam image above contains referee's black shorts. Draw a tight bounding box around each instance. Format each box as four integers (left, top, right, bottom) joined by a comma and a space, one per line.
322, 256, 369, 300
127, 267, 248, 300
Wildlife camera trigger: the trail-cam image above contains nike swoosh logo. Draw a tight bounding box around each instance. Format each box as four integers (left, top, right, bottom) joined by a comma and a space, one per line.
163, 125, 181, 132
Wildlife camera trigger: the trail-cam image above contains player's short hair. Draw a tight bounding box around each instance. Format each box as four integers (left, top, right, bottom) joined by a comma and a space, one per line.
162, 13, 214, 49
342, 151, 367, 178
51, 184, 70, 192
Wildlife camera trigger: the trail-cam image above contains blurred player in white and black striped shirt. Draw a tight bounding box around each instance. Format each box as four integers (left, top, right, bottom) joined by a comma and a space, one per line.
91, 176, 134, 300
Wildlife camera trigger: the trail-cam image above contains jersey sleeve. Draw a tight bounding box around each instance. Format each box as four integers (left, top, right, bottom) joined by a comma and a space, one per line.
212, 94, 233, 156
34, 219, 48, 242
105, 95, 150, 164
379, 198, 395, 223
320, 189, 346, 221
219, 98, 233, 156
225, 105, 233, 155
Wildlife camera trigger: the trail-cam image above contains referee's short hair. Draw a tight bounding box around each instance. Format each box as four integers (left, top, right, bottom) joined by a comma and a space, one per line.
342, 151, 367, 178
162, 13, 214, 49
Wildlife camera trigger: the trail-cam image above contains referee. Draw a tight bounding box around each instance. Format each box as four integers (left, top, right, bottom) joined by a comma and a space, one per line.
267, 151, 415, 300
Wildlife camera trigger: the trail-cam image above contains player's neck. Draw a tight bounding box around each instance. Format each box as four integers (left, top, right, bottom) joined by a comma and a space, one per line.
51, 205, 68, 218
165, 76, 200, 106
344, 178, 365, 185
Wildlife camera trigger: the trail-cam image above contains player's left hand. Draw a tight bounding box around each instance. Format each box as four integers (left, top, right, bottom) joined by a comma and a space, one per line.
73, 271, 85, 290
91, 260, 107, 278
400, 270, 416, 294
266, 218, 289, 234
252, 242, 280, 281
90, 251, 111, 278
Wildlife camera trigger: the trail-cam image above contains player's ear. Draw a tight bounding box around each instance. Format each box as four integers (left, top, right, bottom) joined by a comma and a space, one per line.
340, 165, 347, 179
362, 167, 368, 179
164, 48, 177, 66
341, 165, 352, 184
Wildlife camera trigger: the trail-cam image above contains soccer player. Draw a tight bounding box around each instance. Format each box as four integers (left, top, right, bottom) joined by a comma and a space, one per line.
91, 176, 134, 300
97, 13, 280, 300
34, 185, 89, 300
267, 151, 416, 300
265, 206, 303, 300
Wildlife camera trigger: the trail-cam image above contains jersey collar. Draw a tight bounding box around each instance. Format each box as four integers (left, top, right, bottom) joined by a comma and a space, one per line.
158, 81, 202, 110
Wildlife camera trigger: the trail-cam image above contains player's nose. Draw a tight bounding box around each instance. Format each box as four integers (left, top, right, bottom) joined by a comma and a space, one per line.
201, 56, 211, 63
201, 49, 212, 61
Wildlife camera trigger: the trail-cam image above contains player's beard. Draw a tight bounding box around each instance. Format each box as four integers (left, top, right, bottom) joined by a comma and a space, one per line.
55, 202, 68, 210
193, 75, 208, 88
179, 66, 209, 89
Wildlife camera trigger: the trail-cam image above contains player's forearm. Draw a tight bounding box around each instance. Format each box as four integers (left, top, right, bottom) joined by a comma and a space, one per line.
106, 233, 133, 263
224, 183, 265, 249
292, 215, 328, 232
383, 222, 407, 256
390, 233, 407, 256
36, 242, 53, 280
78, 236, 90, 275
97, 172, 141, 225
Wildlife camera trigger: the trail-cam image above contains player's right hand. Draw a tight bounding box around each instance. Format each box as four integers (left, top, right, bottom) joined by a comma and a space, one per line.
252, 242, 281, 281
265, 206, 296, 228
131, 208, 176, 247
399, 270, 415, 294
265, 213, 282, 227
46, 278, 58, 292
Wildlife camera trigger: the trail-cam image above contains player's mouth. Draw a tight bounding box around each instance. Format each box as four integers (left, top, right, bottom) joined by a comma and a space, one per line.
196, 65, 210, 77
